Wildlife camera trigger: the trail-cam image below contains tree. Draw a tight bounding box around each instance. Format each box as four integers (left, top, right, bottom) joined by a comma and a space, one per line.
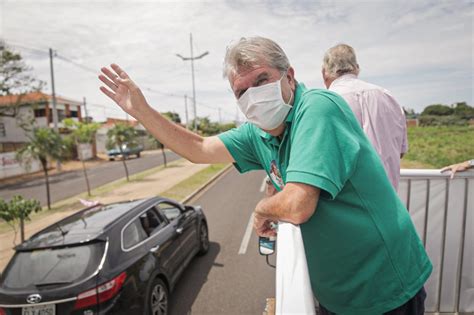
188, 117, 237, 136
0, 44, 45, 117
421, 104, 454, 116
219, 122, 237, 133
0, 195, 42, 244
107, 123, 138, 181
64, 118, 100, 196
161, 111, 181, 124
189, 117, 220, 136
148, 136, 168, 168
16, 128, 67, 209
453, 102, 474, 119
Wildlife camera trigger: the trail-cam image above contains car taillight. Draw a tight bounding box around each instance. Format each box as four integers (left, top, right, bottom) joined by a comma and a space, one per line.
0, 307, 6, 315
74, 272, 126, 310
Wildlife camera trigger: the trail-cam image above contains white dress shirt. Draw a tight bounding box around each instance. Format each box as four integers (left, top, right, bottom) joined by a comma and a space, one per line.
329, 74, 408, 191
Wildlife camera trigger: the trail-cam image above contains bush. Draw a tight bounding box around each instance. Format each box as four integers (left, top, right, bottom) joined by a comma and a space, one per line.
419, 115, 468, 127
453, 102, 474, 119
421, 104, 454, 116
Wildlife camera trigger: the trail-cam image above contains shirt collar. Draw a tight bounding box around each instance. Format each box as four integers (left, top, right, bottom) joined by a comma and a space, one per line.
257, 82, 307, 141
329, 73, 357, 89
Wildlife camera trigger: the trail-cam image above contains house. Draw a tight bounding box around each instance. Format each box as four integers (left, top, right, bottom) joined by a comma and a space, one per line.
0, 92, 83, 178
0, 91, 83, 154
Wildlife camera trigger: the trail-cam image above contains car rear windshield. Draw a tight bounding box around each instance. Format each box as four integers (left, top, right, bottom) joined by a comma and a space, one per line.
1, 242, 105, 289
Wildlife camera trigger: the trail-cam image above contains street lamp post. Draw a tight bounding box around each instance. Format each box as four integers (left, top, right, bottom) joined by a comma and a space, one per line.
176, 33, 209, 132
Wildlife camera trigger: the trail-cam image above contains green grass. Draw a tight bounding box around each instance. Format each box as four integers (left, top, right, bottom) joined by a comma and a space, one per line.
404, 126, 474, 168
161, 164, 228, 201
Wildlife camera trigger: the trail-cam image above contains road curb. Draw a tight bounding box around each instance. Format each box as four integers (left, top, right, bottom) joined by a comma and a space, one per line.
182, 164, 233, 204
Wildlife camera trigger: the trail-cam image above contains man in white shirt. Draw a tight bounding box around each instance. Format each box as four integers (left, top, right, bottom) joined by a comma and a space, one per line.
322, 44, 408, 191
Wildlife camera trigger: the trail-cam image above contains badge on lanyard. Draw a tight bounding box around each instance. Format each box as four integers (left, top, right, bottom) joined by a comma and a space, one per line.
269, 159, 284, 190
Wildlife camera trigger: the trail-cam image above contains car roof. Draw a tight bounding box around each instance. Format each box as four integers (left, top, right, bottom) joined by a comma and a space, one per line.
17, 197, 170, 250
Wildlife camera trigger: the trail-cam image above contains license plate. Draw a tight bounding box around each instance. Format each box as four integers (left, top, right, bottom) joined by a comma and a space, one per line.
22, 304, 55, 315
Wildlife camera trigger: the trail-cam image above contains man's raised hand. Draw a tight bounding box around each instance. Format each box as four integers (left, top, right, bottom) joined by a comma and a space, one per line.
98, 64, 148, 118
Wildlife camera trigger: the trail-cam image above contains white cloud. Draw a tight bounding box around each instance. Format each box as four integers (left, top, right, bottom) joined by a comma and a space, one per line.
1, 0, 472, 122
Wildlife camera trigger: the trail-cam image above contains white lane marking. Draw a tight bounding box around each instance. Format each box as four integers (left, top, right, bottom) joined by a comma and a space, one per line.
238, 212, 255, 255
260, 176, 267, 192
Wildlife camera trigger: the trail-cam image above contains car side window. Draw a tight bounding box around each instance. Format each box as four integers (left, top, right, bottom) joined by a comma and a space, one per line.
158, 202, 182, 221
123, 219, 148, 250
139, 208, 166, 236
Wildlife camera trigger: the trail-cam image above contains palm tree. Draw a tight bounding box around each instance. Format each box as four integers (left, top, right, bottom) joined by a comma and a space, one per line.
16, 127, 66, 209
64, 118, 100, 196
107, 123, 138, 182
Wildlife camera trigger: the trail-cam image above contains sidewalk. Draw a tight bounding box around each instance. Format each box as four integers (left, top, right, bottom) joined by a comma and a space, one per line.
0, 159, 208, 271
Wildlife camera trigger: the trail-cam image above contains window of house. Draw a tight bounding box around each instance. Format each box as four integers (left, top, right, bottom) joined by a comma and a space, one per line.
70, 110, 78, 118
0, 142, 24, 153
57, 109, 65, 122
34, 109, 46, 117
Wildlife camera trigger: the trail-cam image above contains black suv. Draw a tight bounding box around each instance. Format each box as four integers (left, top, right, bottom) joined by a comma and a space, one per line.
0, 196, 209, 315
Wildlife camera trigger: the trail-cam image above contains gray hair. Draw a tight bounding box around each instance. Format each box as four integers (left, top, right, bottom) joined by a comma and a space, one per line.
223, 37, 290, 79
322, 43, 360, 79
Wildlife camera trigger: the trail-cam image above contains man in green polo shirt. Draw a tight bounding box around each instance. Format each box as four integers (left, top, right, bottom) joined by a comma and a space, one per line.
99, 36, 432, 314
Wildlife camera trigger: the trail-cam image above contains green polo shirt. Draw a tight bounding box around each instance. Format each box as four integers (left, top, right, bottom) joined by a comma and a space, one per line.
218, 83, 432, 314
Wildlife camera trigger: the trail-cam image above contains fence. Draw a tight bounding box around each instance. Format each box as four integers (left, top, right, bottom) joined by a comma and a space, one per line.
398, 169, 473, 314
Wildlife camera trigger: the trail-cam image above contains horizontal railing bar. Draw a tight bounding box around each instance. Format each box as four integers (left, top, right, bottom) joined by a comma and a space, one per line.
400, 169, 474, 179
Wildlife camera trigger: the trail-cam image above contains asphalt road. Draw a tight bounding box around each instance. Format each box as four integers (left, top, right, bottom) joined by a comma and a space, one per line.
0, 151, 180, 206
169, 168, 275, 315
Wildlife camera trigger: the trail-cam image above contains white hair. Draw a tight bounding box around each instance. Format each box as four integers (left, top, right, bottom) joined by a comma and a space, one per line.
323, 43, 360, 79
223, 37, 290, 79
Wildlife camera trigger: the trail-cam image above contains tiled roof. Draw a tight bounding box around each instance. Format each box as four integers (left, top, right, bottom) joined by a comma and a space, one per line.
0, 92, 82, 107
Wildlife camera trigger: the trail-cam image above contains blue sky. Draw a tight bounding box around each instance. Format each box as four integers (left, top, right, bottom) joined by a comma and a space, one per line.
1, 0, 472, 123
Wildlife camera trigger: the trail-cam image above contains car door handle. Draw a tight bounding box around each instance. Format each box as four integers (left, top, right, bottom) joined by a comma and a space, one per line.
150, 245, 160, 253
176, 227, 184, 234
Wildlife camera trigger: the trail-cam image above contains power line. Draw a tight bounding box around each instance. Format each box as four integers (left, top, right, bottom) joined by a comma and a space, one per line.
55, 54, 98, 75
5, 40, 237, 122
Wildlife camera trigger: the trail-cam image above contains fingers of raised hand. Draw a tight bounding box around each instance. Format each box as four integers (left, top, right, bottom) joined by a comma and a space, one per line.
99, 86, 117, 102
101, 67, 121, 85
98, 74, 118, 92
111, 64, 130, 79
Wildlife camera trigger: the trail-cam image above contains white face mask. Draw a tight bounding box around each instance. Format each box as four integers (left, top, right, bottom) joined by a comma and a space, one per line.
237, 76, 293, 130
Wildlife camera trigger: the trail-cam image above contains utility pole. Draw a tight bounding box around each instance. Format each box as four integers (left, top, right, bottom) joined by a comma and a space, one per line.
49, 48, 61, 171
218, 108, 222, 124
176, 33, 209, 132
184, 95, 189, 129
83, 97, 88, 123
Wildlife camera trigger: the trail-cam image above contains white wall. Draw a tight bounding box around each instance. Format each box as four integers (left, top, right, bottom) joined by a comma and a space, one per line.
0, 107, 33, 143
0, 152, 42, 179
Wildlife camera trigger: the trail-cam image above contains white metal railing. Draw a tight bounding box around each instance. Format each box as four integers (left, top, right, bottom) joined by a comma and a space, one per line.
398, 169, 473, 314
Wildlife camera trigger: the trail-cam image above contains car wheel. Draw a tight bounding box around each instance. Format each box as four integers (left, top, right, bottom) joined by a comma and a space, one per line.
137, 152, 141, 158
197, 222, 209, 256
148, 277, 168, 315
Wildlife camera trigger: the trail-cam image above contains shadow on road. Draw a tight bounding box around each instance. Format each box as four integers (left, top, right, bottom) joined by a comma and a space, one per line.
169, 241, 221, 315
